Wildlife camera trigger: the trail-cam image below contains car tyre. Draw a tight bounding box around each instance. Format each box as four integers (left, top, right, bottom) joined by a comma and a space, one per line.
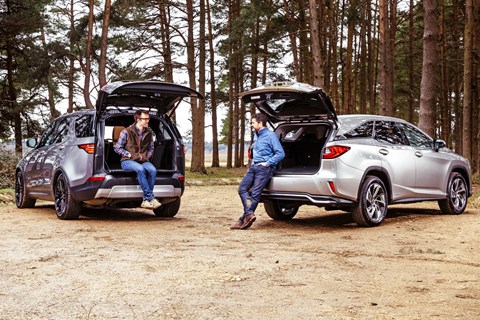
352, 176, 387, 227
438, 172, 468, 215
264, 200, 299, 220
15, 171, 36, 208
54, 173, 81, 220
153, 198, 180, 217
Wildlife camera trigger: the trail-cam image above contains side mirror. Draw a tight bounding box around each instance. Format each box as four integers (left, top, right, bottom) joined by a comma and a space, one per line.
434, 139, 446, 152
26, 138, 38, 148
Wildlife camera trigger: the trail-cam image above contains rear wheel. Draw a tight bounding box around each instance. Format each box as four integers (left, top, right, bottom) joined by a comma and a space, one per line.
153, 198, 181, 217
351, 176, 387, 227
54, 173, 81, 220
264, 200, 299, 220
15, 171, 36, 208
438, 172, 468, 215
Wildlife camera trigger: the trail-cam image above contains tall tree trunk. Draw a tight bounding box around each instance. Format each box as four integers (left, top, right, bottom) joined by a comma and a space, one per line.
379, 0, 394, 116
206, 0, 219, 167
68, 0, 75, 113
439, 1, 450, 144
99, 0, 111, 88
83, 0, 95, 109
407, 0, 415, 123
473, 0, 480, 173
159, 1, 173, 83
418, 0, 437, 137
462, 0, 473, 162
358, 1, 367, 114
284, 1, 301, 81
344, 0, 356, 114
187, 0, 205, 173
309, 0, 324, 87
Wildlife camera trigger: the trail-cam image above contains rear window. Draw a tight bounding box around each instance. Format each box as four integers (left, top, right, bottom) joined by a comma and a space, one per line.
75, 114, 95, 137
335, 120, 373, 140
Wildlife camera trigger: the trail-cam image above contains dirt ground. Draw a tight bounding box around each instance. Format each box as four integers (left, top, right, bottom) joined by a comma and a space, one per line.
0, 185, 479, 320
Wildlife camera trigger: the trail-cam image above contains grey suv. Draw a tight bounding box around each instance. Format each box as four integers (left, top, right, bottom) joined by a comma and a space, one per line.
240, 82, 472, 227
15, 80, 202, 219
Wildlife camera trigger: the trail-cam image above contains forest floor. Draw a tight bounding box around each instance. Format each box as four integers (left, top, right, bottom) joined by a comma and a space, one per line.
0, 184, 479, 319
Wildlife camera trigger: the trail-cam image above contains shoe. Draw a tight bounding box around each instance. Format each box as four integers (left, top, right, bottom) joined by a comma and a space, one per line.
230, 219, 243, 230
241, 213, 256, 229
141, 200, 156, 209
150, 198, 161, 209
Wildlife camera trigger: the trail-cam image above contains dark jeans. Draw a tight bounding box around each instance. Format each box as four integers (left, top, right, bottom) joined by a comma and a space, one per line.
238, 165, 275, 221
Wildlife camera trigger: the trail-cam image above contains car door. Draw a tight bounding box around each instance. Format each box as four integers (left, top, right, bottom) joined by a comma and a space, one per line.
399, 122, 448, 198
374, 120, 417, 200
24, 121, 57, 195
38, 117, 71, 195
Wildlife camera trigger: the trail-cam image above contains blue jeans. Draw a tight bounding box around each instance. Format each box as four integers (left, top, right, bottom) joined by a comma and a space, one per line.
121, 160, 157, 201
238, 165, 275, 220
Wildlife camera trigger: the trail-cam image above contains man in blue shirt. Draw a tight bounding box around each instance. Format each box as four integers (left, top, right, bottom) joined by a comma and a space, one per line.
231, 113, 285, 230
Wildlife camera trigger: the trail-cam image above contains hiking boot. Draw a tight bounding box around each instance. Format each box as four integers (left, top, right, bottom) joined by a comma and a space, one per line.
141, 200, 156, 210
241, 213, 256, 229
150, 198, 161, 209
230, 219, 244, 230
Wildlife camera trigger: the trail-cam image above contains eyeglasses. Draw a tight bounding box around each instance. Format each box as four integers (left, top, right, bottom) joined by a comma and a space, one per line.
140, 118, 150, 121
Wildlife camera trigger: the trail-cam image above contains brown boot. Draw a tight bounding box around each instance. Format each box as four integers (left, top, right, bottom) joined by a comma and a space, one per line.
230, 219, 243, 229
241, 213, 256, 229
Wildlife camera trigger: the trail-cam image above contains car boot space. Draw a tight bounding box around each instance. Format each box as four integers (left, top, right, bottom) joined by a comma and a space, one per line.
276, 124, 330, 174
103, 116, 176, 173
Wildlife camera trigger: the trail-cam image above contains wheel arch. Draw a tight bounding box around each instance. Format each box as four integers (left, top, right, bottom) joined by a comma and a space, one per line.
357, 166, 392, 204
450, 166, 472, 197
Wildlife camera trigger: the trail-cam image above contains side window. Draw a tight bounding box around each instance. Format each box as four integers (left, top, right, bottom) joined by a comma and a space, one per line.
75, 114, 95, 137
51, 118, 70, 144
399, 123, 433, 149
334, 120, 373, 140
374, 121, 406, 145
37, 122, 57, 148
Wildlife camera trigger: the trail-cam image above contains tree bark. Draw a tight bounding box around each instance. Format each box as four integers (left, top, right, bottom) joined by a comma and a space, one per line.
462, 0, 473, 162
309, 0, 324, 87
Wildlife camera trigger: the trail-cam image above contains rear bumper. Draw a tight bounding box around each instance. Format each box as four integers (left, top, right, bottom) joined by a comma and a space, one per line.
70, 172, 184, 202
261, 191, 354, 206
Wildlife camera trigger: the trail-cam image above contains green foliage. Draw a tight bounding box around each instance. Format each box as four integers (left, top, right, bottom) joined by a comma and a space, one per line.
0, 148, 20, 189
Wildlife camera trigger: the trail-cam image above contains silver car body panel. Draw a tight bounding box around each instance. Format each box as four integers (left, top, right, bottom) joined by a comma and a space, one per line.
94, 185, 181, 199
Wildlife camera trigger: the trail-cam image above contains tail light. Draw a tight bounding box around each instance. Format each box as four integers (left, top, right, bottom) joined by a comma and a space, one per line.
78, 143, 95, 154
323, 146, 350, 159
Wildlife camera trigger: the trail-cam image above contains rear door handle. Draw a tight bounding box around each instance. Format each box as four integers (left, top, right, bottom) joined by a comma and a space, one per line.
379, 149, 389, 155
415, 151, 423, 158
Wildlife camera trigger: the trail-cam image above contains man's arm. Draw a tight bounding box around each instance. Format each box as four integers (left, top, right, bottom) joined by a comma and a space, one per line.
266, 133, 285, 167
113, 130, 131, 158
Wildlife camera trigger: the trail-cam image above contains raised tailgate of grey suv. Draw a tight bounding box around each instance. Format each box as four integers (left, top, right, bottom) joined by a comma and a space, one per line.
240, 82, 472, 227
15, 80, 202, 220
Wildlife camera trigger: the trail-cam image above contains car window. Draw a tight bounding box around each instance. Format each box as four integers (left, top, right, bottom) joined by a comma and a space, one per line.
399, 123, 433, 149
334, 120, 373, 140
75, 114, 95, 137
374, 121, 406, 145
37, 122, 57, 148
51, 118, 70, 144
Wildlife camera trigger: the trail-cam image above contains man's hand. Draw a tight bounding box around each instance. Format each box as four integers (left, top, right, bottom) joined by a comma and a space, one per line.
260, 162, 269, 167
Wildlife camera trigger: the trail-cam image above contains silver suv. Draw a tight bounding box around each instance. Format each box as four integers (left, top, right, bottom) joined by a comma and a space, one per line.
15, 80, 202, 219
241, 82, 472, 227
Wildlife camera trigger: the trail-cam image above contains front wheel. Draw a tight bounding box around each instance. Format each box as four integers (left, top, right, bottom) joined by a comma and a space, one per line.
438, 172, 468, 215
264, 200, 299, 220
153, 198, 181, 217
54, 173, 81, 220
351, 176, 387, 227
15, 171, 36, 208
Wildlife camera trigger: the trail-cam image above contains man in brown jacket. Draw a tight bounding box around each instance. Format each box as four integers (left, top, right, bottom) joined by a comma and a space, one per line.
114, 110, 161, 210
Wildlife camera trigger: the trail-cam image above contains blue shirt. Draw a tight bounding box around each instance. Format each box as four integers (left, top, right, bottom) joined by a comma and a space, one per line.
252, 127, 285, 168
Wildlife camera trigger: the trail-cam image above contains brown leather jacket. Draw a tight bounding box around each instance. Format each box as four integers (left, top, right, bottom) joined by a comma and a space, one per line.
122, 124, 154, 162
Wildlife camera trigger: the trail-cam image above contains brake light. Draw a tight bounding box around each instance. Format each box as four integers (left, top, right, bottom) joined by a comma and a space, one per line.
87, 176, 105, 182
78, 144, 95, 154
178, 175, 185, 181
323, 146, 351, 159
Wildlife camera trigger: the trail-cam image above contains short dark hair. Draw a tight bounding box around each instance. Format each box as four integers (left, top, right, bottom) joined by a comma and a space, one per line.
134, 110, 149, 122
252, 113, 268, 126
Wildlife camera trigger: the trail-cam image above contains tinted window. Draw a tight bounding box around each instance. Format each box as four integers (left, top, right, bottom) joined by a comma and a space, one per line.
75, 114, 95, 137
374, 121, 406, 145
37, 122, 57, 148
51, 118, 70, 144
335, 120, 373, 140
399, 123, 433, 149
